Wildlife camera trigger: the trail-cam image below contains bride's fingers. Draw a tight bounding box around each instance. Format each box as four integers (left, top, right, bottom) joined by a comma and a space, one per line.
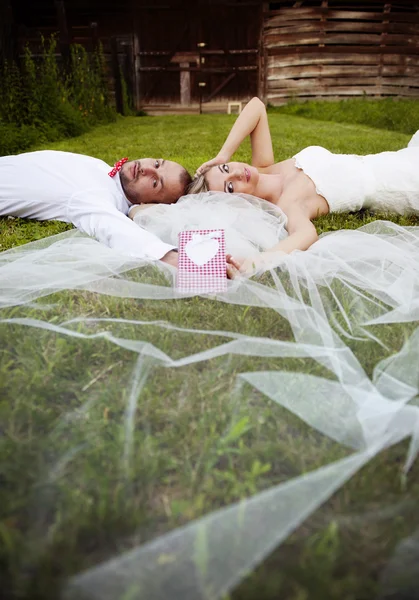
195, 162, 212, 175
195, 157, 226, 176
226, 254, 242, 271
226, 263, 237, 279
226, 256, 240, 279
195, 167, 211, 177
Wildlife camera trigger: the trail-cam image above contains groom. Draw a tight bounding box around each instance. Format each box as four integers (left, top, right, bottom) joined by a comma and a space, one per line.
0, 150, 192, 267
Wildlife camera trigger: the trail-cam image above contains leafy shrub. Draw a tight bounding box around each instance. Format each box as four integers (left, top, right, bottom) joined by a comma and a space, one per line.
0, 123, 41, 155
66, 43, 115, 125
0, 36, 116, 156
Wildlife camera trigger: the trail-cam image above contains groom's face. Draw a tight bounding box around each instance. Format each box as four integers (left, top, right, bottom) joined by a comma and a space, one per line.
120, 158, 186, 205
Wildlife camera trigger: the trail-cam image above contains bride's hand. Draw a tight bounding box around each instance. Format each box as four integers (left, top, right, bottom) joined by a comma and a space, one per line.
195, 153, 230, 176
226, 254, 260, 278
226, 251, 284, 278
226, 254, 242, 279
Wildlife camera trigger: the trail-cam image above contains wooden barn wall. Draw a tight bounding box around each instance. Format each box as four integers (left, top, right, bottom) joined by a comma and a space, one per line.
262, 2, 419, 104
10, 0, 262, 107
134, 2, 261, 105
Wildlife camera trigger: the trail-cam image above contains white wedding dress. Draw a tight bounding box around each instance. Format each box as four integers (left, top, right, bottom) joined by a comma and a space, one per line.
294, 143, 419, 214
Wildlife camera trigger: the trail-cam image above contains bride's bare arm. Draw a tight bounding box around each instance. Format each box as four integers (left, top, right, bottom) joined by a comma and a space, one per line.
196, 97, 275, 174
229, 207, 318, 276
264, 211, 318, 256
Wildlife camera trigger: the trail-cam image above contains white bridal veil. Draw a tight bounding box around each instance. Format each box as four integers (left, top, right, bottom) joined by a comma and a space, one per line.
1, 193, 419, 600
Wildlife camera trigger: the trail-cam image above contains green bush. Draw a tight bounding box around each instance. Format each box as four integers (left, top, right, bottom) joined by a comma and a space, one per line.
0, 123, 41, 156
0, 60, 25, 125
0, 36, 116, 156
66, 43, 115, 125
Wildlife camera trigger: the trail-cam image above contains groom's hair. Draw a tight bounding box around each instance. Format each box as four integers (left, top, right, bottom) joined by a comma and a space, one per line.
186, 173, 209, 195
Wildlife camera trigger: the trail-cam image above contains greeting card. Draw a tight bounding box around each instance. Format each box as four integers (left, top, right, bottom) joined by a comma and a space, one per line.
176, 229, 227, 294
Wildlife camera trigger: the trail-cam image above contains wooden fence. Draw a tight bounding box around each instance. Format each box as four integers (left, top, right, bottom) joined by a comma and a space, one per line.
261, 2, 419, 104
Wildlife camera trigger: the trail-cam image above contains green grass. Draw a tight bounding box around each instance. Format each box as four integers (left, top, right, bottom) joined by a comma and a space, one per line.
269, 97, 419, 135
1, 106, 419, 600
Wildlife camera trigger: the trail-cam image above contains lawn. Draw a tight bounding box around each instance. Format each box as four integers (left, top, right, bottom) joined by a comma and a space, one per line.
1, 108, 419, 600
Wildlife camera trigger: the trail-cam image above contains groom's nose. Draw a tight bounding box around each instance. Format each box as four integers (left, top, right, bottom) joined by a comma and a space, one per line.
140, 166, 156, 177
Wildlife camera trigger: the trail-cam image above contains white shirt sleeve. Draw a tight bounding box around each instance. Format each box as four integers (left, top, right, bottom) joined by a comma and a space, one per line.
69, 192, 175, 260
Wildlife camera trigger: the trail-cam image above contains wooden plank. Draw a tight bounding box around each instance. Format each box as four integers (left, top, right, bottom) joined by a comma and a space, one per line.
267, 53, 419, 67
138, 66, 257, 73
138, 49, 257, 56
264, 8, 419, 23
266, 45, 419, 56
267, 64, 419, 79
138, 51, 170, 56
201, 49, 258, 55
264, 32, 419, 47
381, 65, 419, 76
267, 86, 419, 99
267, 69, 414, 82
228, 49, 258, 54
267, 64, 419, 81
266, 8, 384, 21
379, 77, 419, 86
267, 53, 379, 67
264, 21, 419, 36
267, 64, 381, 79
386, 54, 419, 66
179, 61, 191, 105
265, 32, 381, 47
267, 76, 419, 89
266, 92, 419, 105
270, 77, 419, 89
170, 52, 199, 63
265, 22, 377, 34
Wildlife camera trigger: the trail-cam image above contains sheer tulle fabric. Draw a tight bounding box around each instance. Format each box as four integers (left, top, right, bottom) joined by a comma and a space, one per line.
1, 192, 419, 599
131, 193, 289, 257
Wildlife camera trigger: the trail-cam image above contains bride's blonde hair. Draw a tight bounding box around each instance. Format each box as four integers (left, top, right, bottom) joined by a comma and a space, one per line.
186, 173, 209, 195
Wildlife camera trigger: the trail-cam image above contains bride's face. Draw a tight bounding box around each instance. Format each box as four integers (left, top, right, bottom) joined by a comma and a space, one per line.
205, 162, 259, 195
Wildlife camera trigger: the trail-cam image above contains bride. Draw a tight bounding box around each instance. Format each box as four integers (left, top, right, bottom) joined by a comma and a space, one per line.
130, 97, 419, 275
